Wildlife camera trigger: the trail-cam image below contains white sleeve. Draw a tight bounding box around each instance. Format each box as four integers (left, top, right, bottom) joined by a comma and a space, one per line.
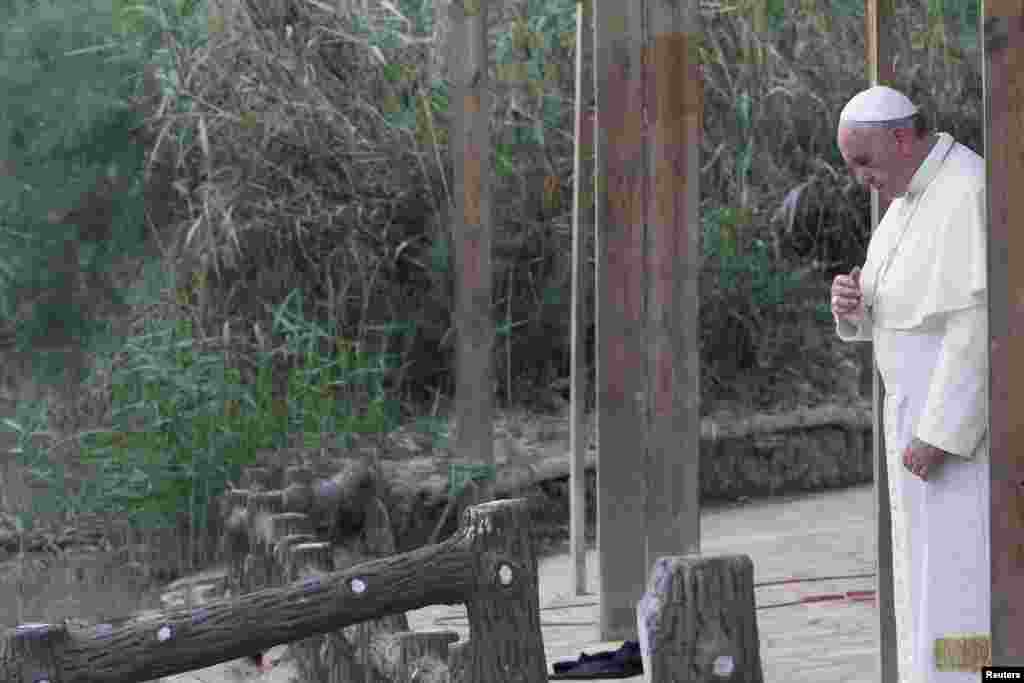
835, 312, 872, 342
914, 303, 987, 459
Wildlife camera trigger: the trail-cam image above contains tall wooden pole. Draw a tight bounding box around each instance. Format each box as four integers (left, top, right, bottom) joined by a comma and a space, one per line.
594, 0, 647, 642
570, 0, 595, 597
593, 0, 701, 640
451, 0, 494, 503
864, 2, 897, 681
983, 0, 1024, 665
643, 0, 701, 570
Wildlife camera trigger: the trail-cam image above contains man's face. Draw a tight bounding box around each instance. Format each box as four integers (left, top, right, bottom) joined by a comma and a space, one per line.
837, 125, 911, 201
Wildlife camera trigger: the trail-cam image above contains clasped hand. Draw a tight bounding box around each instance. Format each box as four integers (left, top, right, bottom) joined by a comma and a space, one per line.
831, 266, 865, 320
902, 438, 949, 481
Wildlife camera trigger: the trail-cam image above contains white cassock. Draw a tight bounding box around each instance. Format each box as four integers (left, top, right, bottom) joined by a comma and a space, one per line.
836, 132, 990, 681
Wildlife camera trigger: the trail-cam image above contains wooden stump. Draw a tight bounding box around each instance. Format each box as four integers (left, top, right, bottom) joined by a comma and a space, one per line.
272, 533, 318, 579
285, 465, 315, 487
315, 458, 378, 541
343, 496, 412, 677
264, 513, 313, 585
448, 641, 471, 683
0, 623, 67, 682
282, 466, 315, 514
222, 489, 250, 596
247, 491, 285, 554
242, 466, 273, 491
369, 631, 458, 683
461, 499, 547, 682
236, 461, 378, 542
244, 491, 284, 592
286, 542, 370, 683
636, 555, 763, 682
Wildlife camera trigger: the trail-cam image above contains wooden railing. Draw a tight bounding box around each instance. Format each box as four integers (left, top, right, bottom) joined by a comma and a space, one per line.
0, 489, 547, 683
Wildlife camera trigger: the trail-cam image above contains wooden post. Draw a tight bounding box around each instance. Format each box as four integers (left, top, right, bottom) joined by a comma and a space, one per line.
643, 0, 701, 570
594, 0, 701, 638
594, 0, 648, 642
461, 499, 547, 682
3, 623, 66, 683
570, 0, 595, 597
242, 466, 273, 491
245, 490, 283, 591
369, 631, 459, 683
636, 555, 763, 682
448, 640, 471, 683
263, 512, 313, 585
222, 488, 250, 596
287, 541, 368, 683
864, 1, 898, 681
450, 0, 495, 503
983, 0, 1024, 664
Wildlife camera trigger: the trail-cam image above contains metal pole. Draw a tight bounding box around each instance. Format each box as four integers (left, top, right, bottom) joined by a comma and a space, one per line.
864, 1, 897, 680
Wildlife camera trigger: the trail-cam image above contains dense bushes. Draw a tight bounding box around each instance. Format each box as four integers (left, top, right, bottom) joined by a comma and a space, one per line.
0, 0, 987, 538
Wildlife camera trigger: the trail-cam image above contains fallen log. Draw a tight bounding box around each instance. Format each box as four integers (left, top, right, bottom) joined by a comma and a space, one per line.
700, 401, 872, 441
385, 401, 874, 506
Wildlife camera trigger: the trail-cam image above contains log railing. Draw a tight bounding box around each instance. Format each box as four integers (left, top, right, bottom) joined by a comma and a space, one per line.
0, 485, 548, 683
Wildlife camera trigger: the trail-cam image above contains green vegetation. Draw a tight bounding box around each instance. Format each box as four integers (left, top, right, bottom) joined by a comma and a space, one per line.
0, 0, 988, 572
5, 285, 409, 541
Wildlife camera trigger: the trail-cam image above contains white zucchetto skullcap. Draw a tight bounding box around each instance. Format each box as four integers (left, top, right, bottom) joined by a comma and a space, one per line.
839, 85, 918, 125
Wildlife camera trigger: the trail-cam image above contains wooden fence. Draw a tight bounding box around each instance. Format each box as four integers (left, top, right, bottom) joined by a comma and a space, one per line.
0, 456, 548, 683
2, 449, 770, 683
1, 452, 766, 682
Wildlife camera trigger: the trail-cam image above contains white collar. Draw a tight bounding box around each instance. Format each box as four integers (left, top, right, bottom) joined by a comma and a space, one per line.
902, 132, 955, 198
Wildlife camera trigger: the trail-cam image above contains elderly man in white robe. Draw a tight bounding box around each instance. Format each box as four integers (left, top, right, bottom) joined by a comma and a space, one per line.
830, 85, 990, 681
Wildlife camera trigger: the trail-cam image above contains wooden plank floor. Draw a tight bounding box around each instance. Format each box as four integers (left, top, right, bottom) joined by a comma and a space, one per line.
164, 484, 879, 682
408, 483, 878, 683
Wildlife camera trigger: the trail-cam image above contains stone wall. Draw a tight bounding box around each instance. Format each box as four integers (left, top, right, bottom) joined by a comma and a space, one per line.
700, 423, 874, 501
404, 417, 877, 551
505, 418, 876, 549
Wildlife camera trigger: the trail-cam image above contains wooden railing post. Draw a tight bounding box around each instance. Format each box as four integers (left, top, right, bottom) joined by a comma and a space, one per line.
448, 640, 471, 683
461, 499, 547, 681
286, 541, 369, 683
264, 512, 313, 586
222, 488, 250, 597
637, 555, 763, 682
244, 490, 283, 592
1, 623, 67, 683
